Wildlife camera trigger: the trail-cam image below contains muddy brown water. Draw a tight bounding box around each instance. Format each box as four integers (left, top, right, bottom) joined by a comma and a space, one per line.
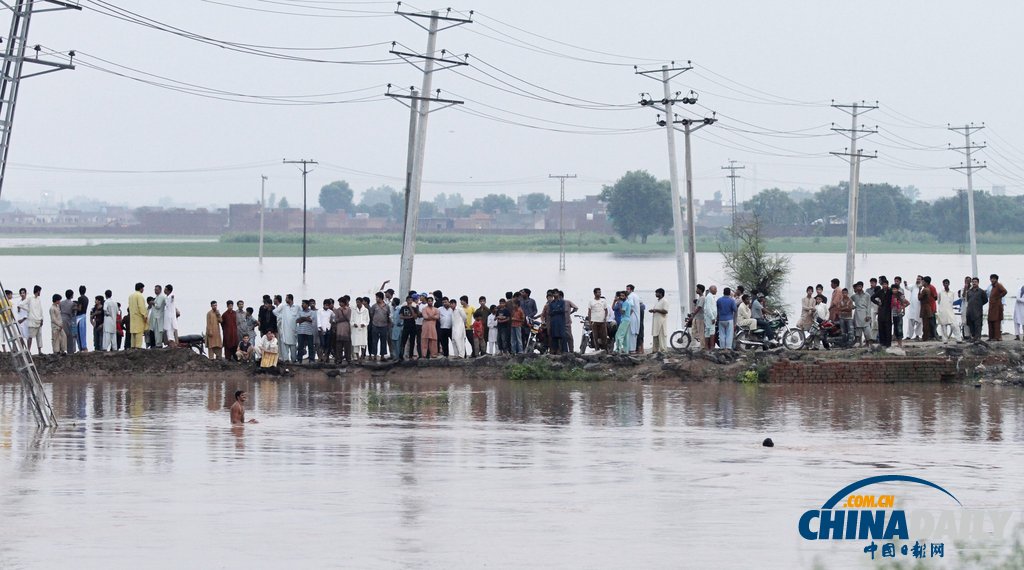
1, 375, 1022, 569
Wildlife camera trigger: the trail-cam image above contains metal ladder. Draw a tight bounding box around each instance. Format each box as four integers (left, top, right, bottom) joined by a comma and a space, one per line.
0, 290, 57, 427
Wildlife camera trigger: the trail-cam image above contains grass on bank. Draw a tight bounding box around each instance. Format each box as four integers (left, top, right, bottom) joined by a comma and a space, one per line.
506, 359, 602, 382
0, 232, 1021, 256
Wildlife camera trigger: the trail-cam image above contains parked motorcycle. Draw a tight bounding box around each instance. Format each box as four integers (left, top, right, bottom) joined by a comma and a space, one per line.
802, 318, 855, 350
525, 318, 547, 354
669, 312, 695, 351
734, 312, 805, 351
575, 314, 595, 353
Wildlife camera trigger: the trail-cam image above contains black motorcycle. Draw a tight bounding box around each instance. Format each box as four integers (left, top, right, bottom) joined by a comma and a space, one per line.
734, 312, 805, 351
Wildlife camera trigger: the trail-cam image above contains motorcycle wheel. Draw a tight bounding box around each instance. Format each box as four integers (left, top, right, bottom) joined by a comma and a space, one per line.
579, 336, 588, 354
782, 328, 806, 350
669, 330, 691, 350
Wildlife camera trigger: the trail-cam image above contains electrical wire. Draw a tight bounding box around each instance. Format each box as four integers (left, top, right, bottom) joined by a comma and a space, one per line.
9, 160, 281, 174
198, 0, 392, 18
82, 0, 402, 64
71, 53, 388, 106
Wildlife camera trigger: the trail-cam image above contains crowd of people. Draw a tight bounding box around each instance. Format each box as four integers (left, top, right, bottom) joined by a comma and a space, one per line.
1, 281, 675, 365
692, 273, 1023, 350
5, 273, 1020, 362
0, 283, 179, 356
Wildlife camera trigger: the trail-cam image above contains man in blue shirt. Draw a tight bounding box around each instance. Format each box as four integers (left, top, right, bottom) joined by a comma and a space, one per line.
716, 287, 737, 349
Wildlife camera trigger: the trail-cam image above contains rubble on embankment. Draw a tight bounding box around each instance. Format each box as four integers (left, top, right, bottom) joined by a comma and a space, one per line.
5, 340, 1023, 386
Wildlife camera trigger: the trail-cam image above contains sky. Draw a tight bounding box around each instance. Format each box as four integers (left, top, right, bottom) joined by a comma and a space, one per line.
5, 0, 1024, 210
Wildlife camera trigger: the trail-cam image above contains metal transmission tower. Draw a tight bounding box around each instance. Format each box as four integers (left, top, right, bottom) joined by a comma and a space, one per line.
0, 0, 80, 429
387, 6, 472, 298
549, 174, 577, 271
830, 101, 877, 289
636, 63, 704, 325
283, 159, 317, 284
722, 159, 744, 249
948, 123, 985, 278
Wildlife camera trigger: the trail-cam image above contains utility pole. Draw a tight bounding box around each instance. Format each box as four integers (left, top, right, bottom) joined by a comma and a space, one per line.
259, 174, 267, 266
637, 63, 700, 326
549, 174, 577, 271
949, 123, 985, 278
722, 159, 745, 250
675, 115, 716, 307
830, 101, 878, 289
0, 0, 79, 428
282, 159, 317, 284
387, 6, 472, 298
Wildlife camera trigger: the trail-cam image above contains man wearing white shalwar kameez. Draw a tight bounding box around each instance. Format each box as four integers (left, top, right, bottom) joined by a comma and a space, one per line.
451, 301, 468, 358
906, 279, 922, 340
163, 285, 178, 345
151, 286, 166, 347
102, 292, 118, 351
936, 280, 959, 342
273, 295, 299, 363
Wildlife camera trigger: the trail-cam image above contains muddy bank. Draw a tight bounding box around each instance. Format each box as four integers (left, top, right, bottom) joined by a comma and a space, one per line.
6, 340, 1024, 386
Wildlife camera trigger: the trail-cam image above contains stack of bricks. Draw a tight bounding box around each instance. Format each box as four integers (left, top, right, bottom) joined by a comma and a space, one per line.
767, 358, 958, 383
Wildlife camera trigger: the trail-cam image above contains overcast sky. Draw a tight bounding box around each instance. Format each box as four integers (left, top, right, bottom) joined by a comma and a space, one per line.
6, 0, 1024, 209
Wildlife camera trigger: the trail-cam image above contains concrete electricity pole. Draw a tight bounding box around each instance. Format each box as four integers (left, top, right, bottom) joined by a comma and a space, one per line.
948, 123, 985, 278
674, 114, 717, 309
549, 174, 577, 271
283, 159, 317, 284
387, 7, 472, 298
259, 174, 267, 266
722, 159, 745, 250
637, 63, 700, 326
830, 101, 878, 289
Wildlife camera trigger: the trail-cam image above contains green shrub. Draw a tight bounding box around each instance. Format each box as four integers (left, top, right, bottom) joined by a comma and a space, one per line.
506, 359, 601, 382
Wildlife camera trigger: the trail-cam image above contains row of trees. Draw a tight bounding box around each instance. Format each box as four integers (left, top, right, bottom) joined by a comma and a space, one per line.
744, 183, 1024, 241
314, 181, 553, 221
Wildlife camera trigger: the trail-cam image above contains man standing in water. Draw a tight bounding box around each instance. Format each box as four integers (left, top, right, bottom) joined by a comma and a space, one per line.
231, 390, 258, 424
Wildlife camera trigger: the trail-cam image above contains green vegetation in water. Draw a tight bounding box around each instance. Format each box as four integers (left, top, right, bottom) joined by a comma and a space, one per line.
365, 389, 450, 414
506, 359, 601, 382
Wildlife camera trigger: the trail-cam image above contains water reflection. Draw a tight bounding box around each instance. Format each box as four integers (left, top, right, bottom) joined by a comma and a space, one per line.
0, 377, 1021, 569
1, 377, 1023, 444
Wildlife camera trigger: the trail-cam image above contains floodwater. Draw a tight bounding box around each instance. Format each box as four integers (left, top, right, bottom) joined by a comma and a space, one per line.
5, 251, 1022, 354
1, 376, 1022, 569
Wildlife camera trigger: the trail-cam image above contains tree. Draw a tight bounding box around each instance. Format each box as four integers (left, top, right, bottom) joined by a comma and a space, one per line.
278, 196, 290, 208
433, 192, 464, 211
743, 188, 801, 225
389, 192, 405, 222
360, 185, 397, 208
366, 202, 391, 218
267, 192, 276, 210
523, 192, 552, 214
721, 216, 791, 306
472, 193, 516, 214
599, 170, 672, 243
319, 180, 354, 213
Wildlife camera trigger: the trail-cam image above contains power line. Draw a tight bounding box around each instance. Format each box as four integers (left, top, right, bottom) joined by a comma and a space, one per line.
81, 0, 403, 64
